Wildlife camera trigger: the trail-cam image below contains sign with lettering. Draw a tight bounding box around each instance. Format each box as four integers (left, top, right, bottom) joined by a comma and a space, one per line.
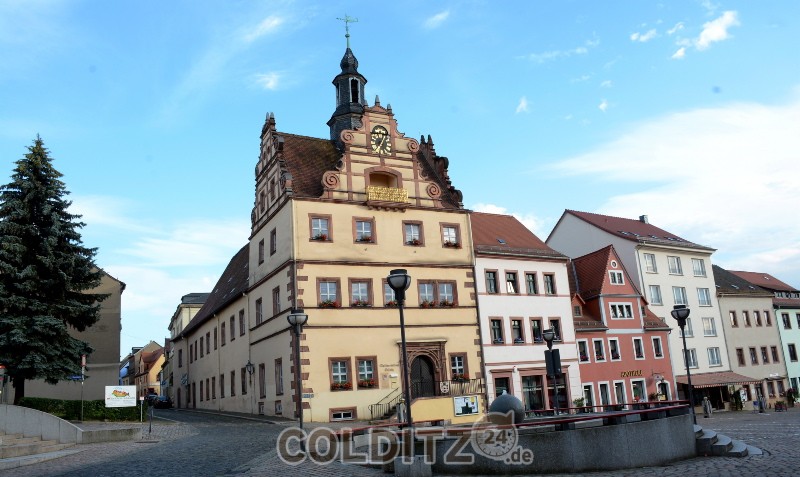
366, 186, 409, 203
620, 370, 643, 378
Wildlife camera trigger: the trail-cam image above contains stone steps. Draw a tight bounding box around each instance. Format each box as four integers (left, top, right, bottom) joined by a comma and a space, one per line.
693, 424, 759, 458
0, 436, 75, 459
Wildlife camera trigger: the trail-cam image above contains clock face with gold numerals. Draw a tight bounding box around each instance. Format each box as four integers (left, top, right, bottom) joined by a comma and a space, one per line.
370, 125, 391, 154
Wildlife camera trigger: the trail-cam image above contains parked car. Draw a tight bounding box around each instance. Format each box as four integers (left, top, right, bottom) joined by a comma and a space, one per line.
153, 396, 173, 409
145, 393, 159, 405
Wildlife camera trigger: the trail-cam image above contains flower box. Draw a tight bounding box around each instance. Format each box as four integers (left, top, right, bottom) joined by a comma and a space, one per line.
513, 338, 525, 344
331, 382, 352, 391
611, 353, 620, 360
385, 300, 398, 307
420, 300, 436, 309
596, 354, 605, 360
452, 373, 469, 382
443, 241, 459, 248
439, 300, 455, 308
319, 300, 340, 308
580, 354, 589, 362
358, 379, 376, 388
312, 233, 328, 241
351, 300, 371, 308
356, 236, 373, 243
406, 239, 421, 246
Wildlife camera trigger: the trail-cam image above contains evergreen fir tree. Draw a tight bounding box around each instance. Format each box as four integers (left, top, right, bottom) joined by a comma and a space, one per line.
0, 136, 107, 404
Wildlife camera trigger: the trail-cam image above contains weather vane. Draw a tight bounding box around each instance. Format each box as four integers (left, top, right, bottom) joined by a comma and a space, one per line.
337, 14, 358, 48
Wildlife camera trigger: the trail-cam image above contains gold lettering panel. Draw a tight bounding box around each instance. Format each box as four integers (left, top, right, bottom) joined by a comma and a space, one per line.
366, 186, 409, 203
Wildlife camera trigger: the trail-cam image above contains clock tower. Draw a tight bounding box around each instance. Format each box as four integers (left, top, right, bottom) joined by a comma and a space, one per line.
327, 46, 367, 146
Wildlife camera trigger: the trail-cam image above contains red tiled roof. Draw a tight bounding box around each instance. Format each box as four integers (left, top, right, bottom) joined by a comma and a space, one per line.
675, 371, 761, 388
470, 212, 565, 259
569, 245, 613, 299
713, 266, 775, 297
182, 245, 250, 336
563, 210, 713, 251
278, 133, 342, 199
728, 270, 798, 292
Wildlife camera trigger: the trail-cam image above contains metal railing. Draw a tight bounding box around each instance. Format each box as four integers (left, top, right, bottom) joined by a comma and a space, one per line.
368, 388, 402, 420
524, 399, 686, 418
368, 379, 485, 420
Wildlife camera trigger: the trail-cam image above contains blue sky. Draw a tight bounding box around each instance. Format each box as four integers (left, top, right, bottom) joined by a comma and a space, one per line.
2, 1, 799, 358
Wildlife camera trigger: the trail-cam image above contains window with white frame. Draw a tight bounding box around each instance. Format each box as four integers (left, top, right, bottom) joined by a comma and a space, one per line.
593, 339, 606, 361
609, 339, 621, 360
684, 349, 698, 368
679, 318, 694, 337
692, 258, 707, 277
505, 272, 519, 294
450, 355, 465, 376
633, 338, 645, 359
673, 286, 688, 305
311, 217, 329, 240
490, 319, 504, 343
668, 256, 683, 275
331, 360, 349, 384
609, 271, 624, 284
351, 281, 370, 306
652, 337, 664, 358
355, 220, 373, 242
707, 347, 722, 366
438, 282, 454, 304
610, 303, 633, 319
697, 288, 712, 306
702, 317, 716, 336
543, 274, 556, 295
550, 319, 562, 341
644, 253, 657, 273
384, 283, 396, 305
419, 283, 435, 304
649, 285, 663, 305
320, 281, 338, 305
404, 222, 422, 245
578, 340, 590, 362
442, 225, 458, 247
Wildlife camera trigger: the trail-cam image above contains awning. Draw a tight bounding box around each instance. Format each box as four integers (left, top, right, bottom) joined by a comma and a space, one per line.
675, 371, 762, 389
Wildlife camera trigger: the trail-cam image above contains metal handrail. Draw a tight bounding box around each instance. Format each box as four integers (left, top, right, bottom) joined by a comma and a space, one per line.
368, 387, 402, 420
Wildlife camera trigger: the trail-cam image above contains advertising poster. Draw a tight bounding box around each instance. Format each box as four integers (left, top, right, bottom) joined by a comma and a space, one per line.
105, 385, 137, 407
454, 395, 479, 416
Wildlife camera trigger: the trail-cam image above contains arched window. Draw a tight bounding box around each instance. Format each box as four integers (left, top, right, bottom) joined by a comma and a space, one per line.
349, 78, 359, 103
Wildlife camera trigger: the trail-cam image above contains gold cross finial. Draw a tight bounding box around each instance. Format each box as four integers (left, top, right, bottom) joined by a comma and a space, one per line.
337, 14, 358, 48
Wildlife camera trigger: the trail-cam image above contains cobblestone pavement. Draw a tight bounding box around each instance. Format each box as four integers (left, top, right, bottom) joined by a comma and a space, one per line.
5, 408, 798, 476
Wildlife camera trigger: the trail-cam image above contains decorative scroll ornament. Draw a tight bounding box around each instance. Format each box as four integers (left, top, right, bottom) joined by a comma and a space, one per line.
322, 171, 340, 189
407, 138, 420, 153
340, 130, 355, 144
426, 183, 442, 199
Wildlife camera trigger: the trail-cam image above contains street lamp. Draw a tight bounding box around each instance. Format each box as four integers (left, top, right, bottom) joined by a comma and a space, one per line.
245, 360, 255, 380
542, 328, 561, 415
387, 268, 414, 457
671, 304, 696, 424
287, 308, 309, 451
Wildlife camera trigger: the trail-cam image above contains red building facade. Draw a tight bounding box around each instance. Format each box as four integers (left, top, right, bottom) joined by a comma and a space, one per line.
569, 245, 676, 409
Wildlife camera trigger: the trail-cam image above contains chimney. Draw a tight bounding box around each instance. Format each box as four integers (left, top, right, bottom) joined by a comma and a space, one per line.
639, 215, 649, 224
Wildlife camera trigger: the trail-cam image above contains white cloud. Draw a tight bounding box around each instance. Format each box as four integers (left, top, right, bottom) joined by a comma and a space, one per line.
671, 47, 686, 59
549, 93, 800, 288
423, 10, 450, 29
598, 99, 609, 112
472, 203, 548, 237
523, 39, 598, 63
630, 29, 657, 42
242, 15, 284, 43
695, 10, 740, 50
571, 74, 592, 83
600, 80, 613, 88
515, 96, 530, 114
667, 22, 685, 35
254, 72, 281, 90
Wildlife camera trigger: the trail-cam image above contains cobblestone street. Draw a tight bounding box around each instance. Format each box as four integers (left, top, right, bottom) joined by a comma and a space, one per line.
6, 407, 798, 476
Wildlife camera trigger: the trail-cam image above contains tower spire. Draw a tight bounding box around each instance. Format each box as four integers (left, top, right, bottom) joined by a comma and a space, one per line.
337, 14, 358, 48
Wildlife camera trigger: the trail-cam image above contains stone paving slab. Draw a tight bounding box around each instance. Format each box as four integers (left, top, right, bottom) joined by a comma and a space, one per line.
3, 407, 797, 476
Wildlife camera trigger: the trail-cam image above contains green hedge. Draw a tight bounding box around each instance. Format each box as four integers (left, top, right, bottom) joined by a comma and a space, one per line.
18, 396, 147, 421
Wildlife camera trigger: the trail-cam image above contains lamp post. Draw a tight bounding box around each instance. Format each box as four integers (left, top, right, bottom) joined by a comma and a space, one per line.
671, 304, 696, 424
387, 269, 413, 457
245, 359, 255, 415
542, 328, 560, 415
287, 308, 309, 451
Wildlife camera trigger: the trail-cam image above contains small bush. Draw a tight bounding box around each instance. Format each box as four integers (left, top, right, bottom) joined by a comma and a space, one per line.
18, 397, 145, 421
